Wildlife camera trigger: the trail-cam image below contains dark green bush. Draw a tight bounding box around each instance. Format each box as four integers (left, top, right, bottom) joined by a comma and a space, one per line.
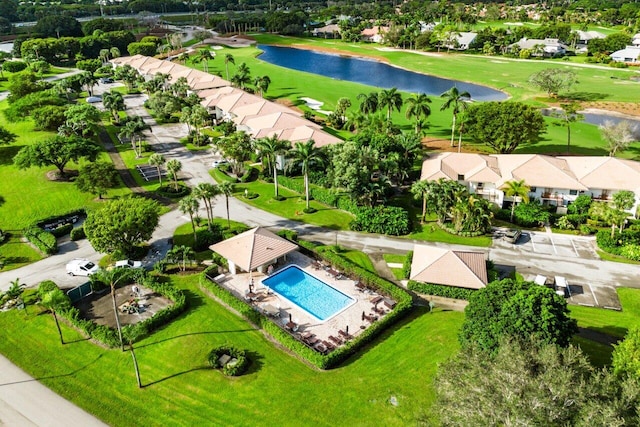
402, 251, 413, 279
597, 229, 640, 256
49, 223, 73, 238
37, 280, 59, 298
207, 346, 250, 376
157, 184, 191, 198
3, 61, 27, 73
194, 226, 223, 251
276, 229, 298, 242
23, 226, 57, 254
350, 206, 410, 236
239, 166, 258, 183
70, 226, 85, 241
407, 281, 475, 300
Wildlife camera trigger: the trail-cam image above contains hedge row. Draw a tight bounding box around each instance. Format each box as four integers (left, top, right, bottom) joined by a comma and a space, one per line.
278, 176, 359, 214
200, 240, 413, 370
23, 226, 57, 254
350, 206, 411, 236
70, 226, 85, 241
407, 280, 475, 300
52, 271, 187, 348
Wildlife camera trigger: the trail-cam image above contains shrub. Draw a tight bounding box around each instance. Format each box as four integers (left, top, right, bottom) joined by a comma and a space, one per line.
407, 281, 475, 300
402, 251, 413, 279
621, 244, 640, 261
37, 280, 59, 298
512, 202, 550, 228
49, 223, 73, 237
597, 229, 640, 256
194, 226, 223, 251
70, 226, 86, 241
207, 346, 250, 376
350, 206, 410, 236
239, 166, 258, 183
2, 61, 27, 73
579, 224, 596, 235
23, 226, 57, 254
157, 184, 190, 198
568, 195, 592, 215
276, 229, 298, 242
555, 216, 575, 230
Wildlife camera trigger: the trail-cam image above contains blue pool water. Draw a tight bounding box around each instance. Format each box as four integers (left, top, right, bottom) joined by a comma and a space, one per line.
262, 265, 355, 321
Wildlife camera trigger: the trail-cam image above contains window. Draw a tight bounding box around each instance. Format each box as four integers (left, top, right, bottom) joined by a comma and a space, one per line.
569, 190, 578, 195
530, 187, 537, 193
477, 182, 484, 188
457, 174, 464, 181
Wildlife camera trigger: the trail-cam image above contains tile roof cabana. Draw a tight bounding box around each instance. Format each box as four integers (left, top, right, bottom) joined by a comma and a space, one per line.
209, 227, 298, 275
410, 245, 488, 290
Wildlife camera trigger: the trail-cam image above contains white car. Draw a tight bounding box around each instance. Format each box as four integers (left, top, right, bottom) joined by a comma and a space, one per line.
66, 259, 99, 276
86, 95, 102, 103
115, 259, 142, 269
211, 159, 229, 168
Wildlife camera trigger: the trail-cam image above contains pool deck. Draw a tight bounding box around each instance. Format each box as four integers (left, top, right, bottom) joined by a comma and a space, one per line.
215, 251, 390, 350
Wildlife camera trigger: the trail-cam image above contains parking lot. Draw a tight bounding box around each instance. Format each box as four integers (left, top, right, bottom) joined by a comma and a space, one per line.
521, 273, 622, 310
495, 231, 598, 260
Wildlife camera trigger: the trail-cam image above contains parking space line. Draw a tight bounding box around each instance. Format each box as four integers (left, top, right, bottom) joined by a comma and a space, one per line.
549, 236, 558, 255
569, 239, 579, 257
588, 283, 599, 306
530, 234, 536, 252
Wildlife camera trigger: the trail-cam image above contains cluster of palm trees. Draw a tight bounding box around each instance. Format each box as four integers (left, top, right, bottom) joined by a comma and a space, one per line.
178, 181, 235, 244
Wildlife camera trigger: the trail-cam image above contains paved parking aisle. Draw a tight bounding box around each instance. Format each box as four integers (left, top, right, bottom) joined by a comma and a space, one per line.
502, 231, 598, 260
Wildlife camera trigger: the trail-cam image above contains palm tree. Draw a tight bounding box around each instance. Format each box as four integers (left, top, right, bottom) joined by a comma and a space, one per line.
40, 289, 70, 345
177, 52, 190, 65
148, 153, 166, 187
166, 159, 182, 191
224, 53, 235, 80
168, 245, 196, 272
196, 49, 214, 73
193, 182, 219, 230
118, 116, 148, 157
253, 75, 271, 98
378, 88, 403, 119
231, 63, 251, 89
256, 135, 290, 198
357, 91, 379, 115
91, 268, 132, 351
288, 140, 323, 210
179, 195, 200, 243
405, 93, 432, 135
411, 179, 430, 224
110, 47, 120, 60
79, 71, 98, 96
102, 90, 125, 124
440, 86, 471, 147
501, 179, 530, 222
218, 181, 234, 229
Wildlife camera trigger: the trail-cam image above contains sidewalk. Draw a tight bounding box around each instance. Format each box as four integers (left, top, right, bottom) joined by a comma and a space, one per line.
0, 354, 107, 426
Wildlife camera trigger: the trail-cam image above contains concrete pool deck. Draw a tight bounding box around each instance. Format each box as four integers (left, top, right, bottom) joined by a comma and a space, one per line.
215, 251, 390, 347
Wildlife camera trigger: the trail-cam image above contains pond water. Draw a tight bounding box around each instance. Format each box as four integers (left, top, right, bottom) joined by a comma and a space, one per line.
257, 44, 508, 101
543, 108, 640, 139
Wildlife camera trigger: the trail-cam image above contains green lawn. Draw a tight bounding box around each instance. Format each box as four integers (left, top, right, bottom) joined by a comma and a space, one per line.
406, 219, 492, 247
0, 274, 463, 426
383, 254, 408, 280
233, 180, 355, 230
341, 249, 376, 273
597, 250, 640, 265
570, 288, 640, 338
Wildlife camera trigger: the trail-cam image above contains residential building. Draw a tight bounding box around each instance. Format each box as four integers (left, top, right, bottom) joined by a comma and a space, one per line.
509, 37, 568, 57
312, 24, 341, 39
421, 153, 640, 212
447, 32, 477, 51
361, 26, 388, 43
610, 45, 640, 63
574, 30, 606, 53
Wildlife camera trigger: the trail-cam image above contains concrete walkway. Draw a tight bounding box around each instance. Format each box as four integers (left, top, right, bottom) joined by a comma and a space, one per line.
0, 354, 106, 426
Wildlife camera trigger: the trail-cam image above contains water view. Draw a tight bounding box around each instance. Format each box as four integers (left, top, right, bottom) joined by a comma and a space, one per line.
257, 44, 508, 101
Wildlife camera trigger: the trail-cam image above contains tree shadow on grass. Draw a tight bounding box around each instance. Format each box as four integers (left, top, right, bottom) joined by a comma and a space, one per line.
135, 329, 256, 350
0, 353, 106, 387
563, 92, 610, 102
142, 365, 211, 388
0, 145, 22, 166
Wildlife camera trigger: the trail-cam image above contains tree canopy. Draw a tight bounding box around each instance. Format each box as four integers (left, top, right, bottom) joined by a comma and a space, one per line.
13, 135, 100, 177
84, 197, 160, 257
75, 162, 119, 199
528, 68, 578, 97
464, 101, 546, 153
459, 278, 577, 353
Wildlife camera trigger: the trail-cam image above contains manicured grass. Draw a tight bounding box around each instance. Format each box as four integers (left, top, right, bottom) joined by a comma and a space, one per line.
383, 254, 407, 280
234, 180, 355, 230
406, 219, 492, 247
570, 288, 640, 338
572, 336, 613, 368
0, 274, 464, 426
341, 249, 376, 273
596, 250, 640, 265
0, 234, 42, 271
173, 219, 250, 262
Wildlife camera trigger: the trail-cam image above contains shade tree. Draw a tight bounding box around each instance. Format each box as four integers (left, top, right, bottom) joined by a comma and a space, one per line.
528, 68, 578, 97
599, 120, 636, 157
75, 162, 119, 199
13, 135, 100, 178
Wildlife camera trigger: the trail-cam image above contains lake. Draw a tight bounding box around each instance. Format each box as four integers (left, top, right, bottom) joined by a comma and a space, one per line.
257, 44, 508, 101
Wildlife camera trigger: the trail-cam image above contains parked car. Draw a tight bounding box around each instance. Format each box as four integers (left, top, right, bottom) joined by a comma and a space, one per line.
66, 259, 99, 276
100, 77, 114, 84
115, 259, 142, 269
86, 95, 102, 103
555, 276, 569, 298
503, 229, 522, 244
211, 159, 229, 168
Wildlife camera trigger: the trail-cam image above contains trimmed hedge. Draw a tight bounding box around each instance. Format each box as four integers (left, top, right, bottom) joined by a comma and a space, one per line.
350, 206, 411, 236
407, 280, 475, 300
23, 226, 57, 254
201, 240, 413, 370
402, 251, 413, 280
207, 346, 251, 376
70, 226, 86, 241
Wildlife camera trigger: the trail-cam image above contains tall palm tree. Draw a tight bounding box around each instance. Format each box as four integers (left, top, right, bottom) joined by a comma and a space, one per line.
196, 49, 214, 73
256, 135, 290, 198
91, 268, 132, 351
378, 88, 403, 120
253, 75, 271, 98
79, 71, 98, 96
179, 195, 200, 243
110, 47, 120, 60
440, 86, 471, 147
411, 179, 430, 224
193, 182, 219, 230
177, 52, 190, 65
166, 159, 182, 191
148, 153, 166, 187
218, 181, 234, 229
40, 288, 70, 345
288, 140, 323, 210
501, 179, 530, 222
405, 93, 432, 135
231, 63, 251, 89
357, 91, 379, 115
102, 90, 125, 124
224, 53, 235, 80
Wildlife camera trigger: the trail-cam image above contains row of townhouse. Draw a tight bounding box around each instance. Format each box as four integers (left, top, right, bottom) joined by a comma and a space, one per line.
110, 55, 341, 148
421, 153, 640, 213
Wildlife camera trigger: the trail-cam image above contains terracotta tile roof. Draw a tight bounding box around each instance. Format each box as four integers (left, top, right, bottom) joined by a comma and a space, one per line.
410, 245, 488, 290
209, 227, 298, 272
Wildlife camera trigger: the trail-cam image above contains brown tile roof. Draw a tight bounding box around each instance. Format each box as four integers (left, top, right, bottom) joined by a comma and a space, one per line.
209, 227, 298, 272
410, 245, 488, 290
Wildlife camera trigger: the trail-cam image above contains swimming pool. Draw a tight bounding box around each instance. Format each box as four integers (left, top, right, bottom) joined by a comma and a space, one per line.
262, 265, 355, 321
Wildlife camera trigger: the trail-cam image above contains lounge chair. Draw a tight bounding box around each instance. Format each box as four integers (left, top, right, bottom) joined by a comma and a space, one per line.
328, 335, 343, 345
305, 336, 319, 345
314, 342, 328, 354
323, 340, 336, 352
370, 296, 383, 305
338, 329, 352, 340
383, 298, 396, 309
